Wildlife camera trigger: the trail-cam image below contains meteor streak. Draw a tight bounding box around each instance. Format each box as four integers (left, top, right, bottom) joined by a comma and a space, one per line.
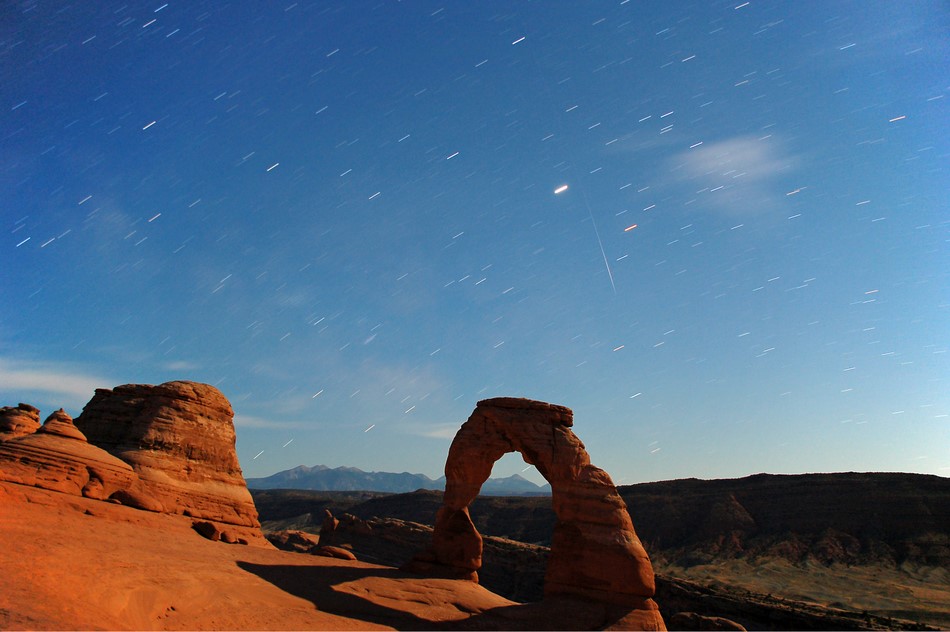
580, 187, 616, 295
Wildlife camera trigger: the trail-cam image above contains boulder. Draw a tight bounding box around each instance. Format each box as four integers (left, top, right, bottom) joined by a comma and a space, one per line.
192, 520, 221, 541
74, 381, 260, 531
405, 397, 665, 629
314, 545, 358, 561
190, 520, 248, 545
0, 403, 41, 441
267, 530, 321, 553
0, 409, 136, 500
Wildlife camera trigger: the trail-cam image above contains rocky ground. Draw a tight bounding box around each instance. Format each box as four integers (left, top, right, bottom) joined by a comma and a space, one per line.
3, 384, 947, 631
0, 483, 494, 630
0, 386, 669, 630
252, 475, 950, 631
278, 512, 942, 631
1, 482, 671, 631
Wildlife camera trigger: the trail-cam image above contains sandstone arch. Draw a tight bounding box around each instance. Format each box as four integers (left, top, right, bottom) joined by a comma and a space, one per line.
406, 397, 663, 625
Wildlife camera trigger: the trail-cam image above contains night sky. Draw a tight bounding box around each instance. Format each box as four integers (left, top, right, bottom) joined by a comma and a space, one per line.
3, 1, 947, 484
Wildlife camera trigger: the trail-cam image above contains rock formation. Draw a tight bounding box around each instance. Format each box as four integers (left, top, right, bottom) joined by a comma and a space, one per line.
405, 397, 665, 629
267, 529, 322, 554
266, 527, 358, 560
315, 545, 358, 560
74, 381, 261, 532
0, 409, 136, 500
317, 510, 550, 603
0, 403, 41, 441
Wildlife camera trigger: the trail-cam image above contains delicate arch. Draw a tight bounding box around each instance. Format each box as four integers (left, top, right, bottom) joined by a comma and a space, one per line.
405, 398, 659, 611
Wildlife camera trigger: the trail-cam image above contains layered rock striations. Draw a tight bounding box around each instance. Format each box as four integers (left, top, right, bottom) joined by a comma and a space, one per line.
0, 403, 41, 441
0, 409, 136, 500
74, 381, 261, 531
405, 397, 665, 630
0, 381, 265, 546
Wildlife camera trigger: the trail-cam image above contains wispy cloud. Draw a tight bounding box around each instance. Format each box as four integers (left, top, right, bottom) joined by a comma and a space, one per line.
417, 425, 461, 440
668, 136, 798, 215
398, 421, 462, 440
164, 360, 201, 372
0, 357, 112, 407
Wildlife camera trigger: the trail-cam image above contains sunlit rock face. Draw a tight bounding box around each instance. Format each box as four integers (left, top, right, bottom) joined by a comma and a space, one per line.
405, 397, 665, 630
0, 403, 41, 441
74, 381, 261, 531
0, 409, 137, 500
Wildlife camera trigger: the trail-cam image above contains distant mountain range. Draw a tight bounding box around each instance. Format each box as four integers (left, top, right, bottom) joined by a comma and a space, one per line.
246, 464, 551, 495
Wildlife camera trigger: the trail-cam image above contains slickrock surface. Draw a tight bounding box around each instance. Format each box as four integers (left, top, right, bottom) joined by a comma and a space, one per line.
0, 403, 40, 441
0, 482, 522, 631
75, 381, 261, 532
406, 397, 665, 630
0, 409, 137, 500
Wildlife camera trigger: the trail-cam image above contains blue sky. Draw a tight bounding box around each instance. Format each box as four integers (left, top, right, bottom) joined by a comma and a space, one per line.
3, 1, 947, 485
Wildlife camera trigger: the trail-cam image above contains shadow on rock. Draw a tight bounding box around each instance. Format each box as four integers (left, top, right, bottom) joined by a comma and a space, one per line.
236, 560, 665, 631
441, 597, 665, 631
236, 561, 443, 630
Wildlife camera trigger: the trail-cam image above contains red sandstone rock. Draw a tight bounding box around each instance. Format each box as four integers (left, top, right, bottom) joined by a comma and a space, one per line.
192, 520, 221, 541
0, 409, 136, 500
40, 408, 87, 441
405, 397, 665, 630
74, 381, 260, 534
322, 508, 340, 536
315, 545, 358, 561
108, 487, 166, 513
267, 529, 322, 553
0, 403, 40, 441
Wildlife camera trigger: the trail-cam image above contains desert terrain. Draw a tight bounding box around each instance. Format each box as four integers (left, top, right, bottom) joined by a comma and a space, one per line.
1, 384, 947, 630
0, 482, 677, 631
6, 477, 943, 631
252, 472, 950, 630
0, 387, 666, 630
0, 482, 521, 630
